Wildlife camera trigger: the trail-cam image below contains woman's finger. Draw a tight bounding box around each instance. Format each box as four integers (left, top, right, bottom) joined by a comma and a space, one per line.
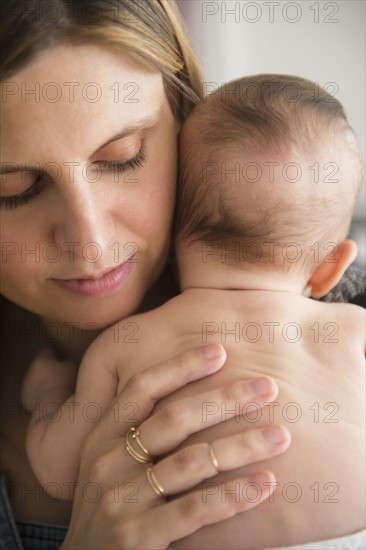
138, 376, 278, 455
142, 471, 277, 550
134, 425, 290, 503
92, 344, 228, 440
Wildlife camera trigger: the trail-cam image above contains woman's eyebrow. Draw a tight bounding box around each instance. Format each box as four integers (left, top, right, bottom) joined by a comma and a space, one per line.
94, 114, 158, 152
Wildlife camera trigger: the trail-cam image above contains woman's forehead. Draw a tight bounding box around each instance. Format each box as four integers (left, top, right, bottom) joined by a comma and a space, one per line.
1, 43, 166, 161
3, 42, 160, 86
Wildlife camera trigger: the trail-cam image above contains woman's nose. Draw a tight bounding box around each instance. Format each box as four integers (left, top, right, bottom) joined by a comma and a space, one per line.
52, 174, 115, 259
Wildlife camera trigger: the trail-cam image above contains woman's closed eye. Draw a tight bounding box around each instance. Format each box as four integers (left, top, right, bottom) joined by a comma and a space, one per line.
96, 145, 146, 173
0, 146, 147, 211
0, 176, 45, 211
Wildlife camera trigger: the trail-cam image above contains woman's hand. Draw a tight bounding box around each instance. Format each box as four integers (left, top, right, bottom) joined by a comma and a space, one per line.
62, 345, 290, 549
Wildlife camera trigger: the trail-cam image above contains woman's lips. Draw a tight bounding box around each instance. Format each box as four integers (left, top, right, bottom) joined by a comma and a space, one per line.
52, 258, 135, 297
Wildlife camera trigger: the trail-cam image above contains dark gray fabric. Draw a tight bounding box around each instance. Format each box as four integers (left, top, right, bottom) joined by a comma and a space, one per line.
321, 264, 366, 307
0, 474, 67, 550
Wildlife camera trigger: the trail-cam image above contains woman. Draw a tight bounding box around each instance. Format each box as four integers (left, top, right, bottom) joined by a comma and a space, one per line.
0, 1, 363, 549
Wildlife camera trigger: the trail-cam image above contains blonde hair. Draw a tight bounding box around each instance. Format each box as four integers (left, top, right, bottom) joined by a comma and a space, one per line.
0, 0, 202, 121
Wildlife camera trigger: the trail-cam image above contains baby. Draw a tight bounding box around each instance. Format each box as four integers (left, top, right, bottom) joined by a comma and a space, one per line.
23, 75, 365, 549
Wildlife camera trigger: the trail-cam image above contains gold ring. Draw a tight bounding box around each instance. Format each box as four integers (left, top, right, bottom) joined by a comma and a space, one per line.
146, 466, 165, 496
125, 427, 153, 464
208, 444, 219, 471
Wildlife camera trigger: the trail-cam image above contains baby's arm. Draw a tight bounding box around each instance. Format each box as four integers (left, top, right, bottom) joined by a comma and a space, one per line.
22, 349, 78, 415
22, 332, 122, 498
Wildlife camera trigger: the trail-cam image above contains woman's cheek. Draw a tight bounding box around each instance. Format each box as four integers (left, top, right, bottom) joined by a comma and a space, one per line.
1, 232, 37, 283
0, 253, 42, 311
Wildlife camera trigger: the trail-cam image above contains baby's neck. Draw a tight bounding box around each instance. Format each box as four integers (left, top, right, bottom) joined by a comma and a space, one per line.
177, 250, 310, 296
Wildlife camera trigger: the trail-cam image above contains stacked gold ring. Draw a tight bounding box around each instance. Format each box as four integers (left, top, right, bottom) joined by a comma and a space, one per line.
125, 427, 153, 464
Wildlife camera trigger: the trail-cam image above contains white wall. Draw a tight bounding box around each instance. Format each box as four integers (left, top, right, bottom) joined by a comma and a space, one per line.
178, 0, 365, 263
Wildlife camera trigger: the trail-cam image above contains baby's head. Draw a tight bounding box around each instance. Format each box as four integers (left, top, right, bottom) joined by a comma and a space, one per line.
175, 74, 363, 297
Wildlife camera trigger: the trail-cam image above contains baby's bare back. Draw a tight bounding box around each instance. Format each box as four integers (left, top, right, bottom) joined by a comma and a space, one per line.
116, 289, 365, 549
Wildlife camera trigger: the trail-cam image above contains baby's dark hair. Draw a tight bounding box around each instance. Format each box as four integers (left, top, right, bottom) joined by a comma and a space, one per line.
175, 74, 362, 270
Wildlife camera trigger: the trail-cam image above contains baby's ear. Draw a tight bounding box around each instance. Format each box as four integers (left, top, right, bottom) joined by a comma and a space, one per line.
307, 239, 358, 298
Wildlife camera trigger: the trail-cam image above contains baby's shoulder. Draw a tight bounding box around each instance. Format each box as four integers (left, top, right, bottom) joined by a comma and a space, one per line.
313, 299, 365, 323
310, 300, 365, 346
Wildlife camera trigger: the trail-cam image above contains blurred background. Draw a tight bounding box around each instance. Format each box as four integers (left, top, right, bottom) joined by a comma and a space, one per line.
177, 0, 365, 267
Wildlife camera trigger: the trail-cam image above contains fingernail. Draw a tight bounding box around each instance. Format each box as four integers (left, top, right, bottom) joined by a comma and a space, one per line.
201, 344, 225, 360
250, 376, 274, 396
262, 425, 290, 444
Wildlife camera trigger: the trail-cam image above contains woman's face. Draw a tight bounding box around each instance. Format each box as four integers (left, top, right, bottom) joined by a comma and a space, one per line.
0, 44, 177, 328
